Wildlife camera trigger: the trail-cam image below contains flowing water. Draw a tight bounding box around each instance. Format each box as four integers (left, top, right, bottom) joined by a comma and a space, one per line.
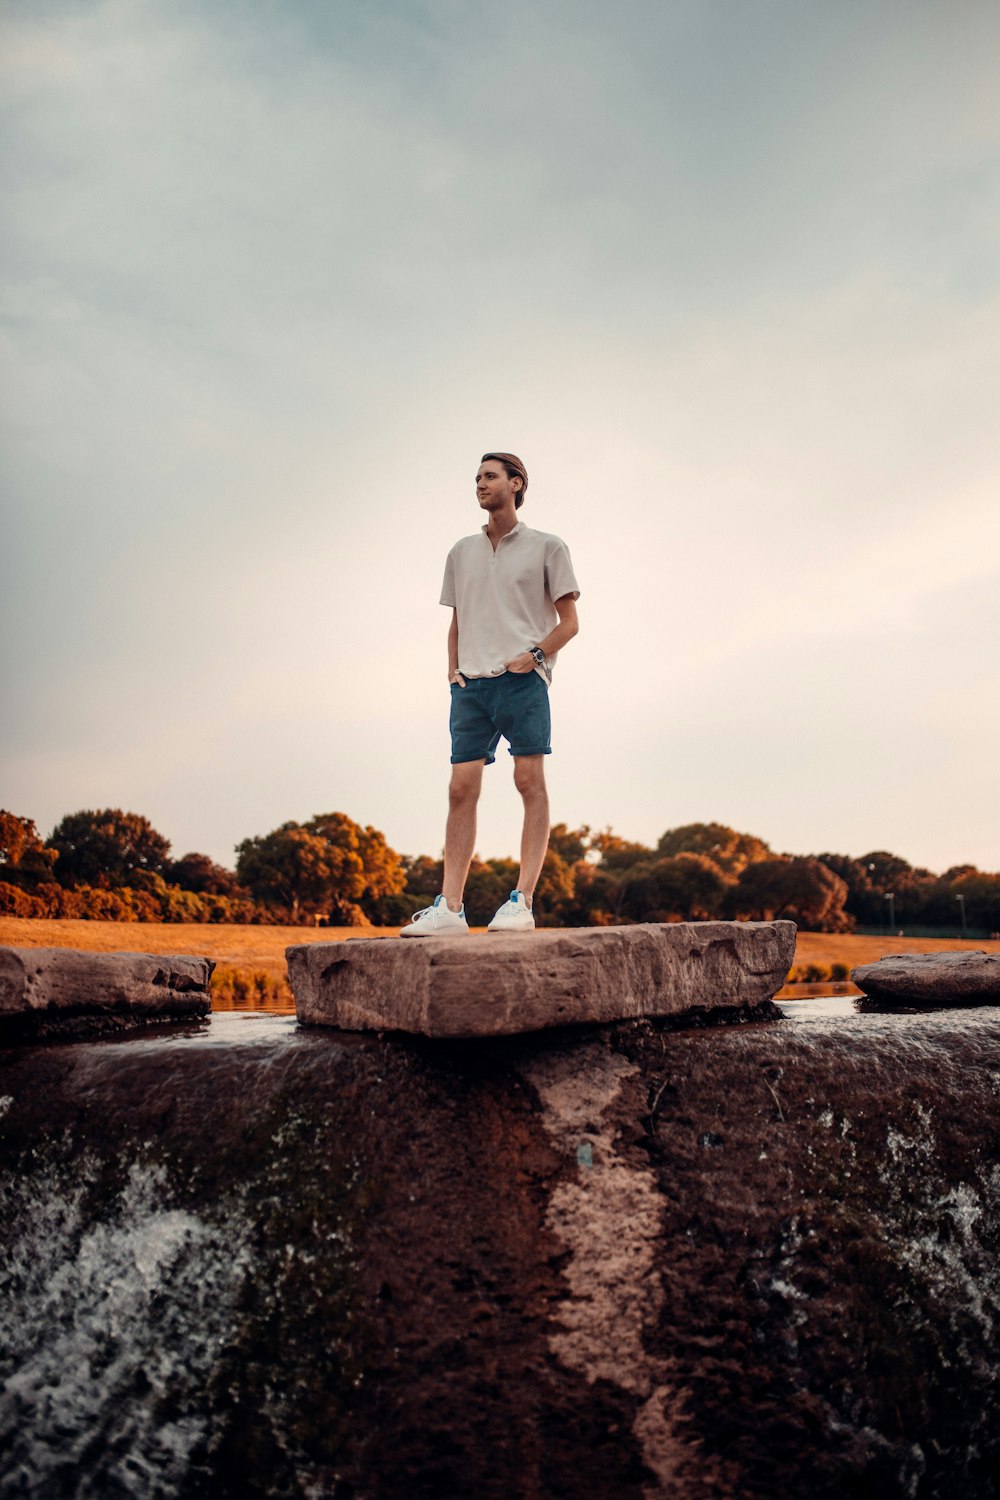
1, 1001, 998, 1499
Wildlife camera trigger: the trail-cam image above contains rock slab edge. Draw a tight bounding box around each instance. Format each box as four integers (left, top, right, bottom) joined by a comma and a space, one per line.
851, 949, 1000, 1004
0, 945, 214, 1040
287, 919, 796, 1038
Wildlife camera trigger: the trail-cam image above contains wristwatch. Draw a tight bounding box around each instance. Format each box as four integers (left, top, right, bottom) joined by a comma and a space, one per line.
529, 646, 546, 665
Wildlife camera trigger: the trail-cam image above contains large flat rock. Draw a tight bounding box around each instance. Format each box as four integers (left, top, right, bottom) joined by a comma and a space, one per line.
0, 945, 213, 1040
851, 949, 1000, 1005
287, 919, 796, 1037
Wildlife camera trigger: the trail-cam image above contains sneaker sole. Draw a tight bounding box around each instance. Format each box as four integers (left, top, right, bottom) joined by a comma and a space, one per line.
400, 927, 471, 938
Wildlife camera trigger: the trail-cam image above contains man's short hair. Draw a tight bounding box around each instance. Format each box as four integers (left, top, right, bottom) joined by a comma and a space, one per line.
481, 452, 528, 509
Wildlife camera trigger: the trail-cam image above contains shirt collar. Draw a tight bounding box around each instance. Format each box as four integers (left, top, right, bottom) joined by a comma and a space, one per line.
481, 520, 525, 541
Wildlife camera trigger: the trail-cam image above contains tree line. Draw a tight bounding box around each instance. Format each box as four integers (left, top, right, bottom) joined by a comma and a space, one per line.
1, 808, 998, 935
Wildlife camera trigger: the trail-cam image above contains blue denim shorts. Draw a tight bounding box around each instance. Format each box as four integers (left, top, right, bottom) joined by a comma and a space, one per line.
449, 671, 552, 765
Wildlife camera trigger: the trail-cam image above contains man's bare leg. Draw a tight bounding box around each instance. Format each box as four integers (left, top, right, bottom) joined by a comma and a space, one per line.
513, 755, 550, 908
443, 759, 485, 910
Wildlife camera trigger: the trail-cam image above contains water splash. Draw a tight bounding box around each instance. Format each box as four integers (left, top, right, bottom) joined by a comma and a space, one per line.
758, 1088, 1000, 1494
0, 1154, 251, 1498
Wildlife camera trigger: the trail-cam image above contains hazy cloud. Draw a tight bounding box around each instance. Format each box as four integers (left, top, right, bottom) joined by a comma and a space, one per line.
2, 0, 998, 871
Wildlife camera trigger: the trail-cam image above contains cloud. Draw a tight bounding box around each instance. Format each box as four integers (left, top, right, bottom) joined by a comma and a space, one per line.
2, 0, 999, 872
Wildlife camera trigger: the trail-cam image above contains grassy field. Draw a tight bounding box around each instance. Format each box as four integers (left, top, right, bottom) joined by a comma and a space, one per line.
784, 931, 1000, 998
0, 917, 358, 1011
791, 931, 1000, 966
3, 918, 998, 1011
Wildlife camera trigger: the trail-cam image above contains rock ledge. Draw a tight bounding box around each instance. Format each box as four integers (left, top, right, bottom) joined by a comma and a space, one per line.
851, 949, 1000, 1006
0, 946, 214, 1041
287, 919, 796, 1038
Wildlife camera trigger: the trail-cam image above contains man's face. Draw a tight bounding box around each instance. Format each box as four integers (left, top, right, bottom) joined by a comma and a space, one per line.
476, 460, 520, 511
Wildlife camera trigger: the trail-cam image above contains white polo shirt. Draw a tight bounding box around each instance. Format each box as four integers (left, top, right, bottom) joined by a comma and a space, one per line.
440, 521, 580, 682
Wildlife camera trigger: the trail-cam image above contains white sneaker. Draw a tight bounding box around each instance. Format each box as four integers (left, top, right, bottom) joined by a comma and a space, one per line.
487, 890, 535, 933
400, 894, 470, 937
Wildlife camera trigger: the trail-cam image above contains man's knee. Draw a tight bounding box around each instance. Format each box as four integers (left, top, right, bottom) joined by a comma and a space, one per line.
513, 756, 547, 798
449, 762, 484, 807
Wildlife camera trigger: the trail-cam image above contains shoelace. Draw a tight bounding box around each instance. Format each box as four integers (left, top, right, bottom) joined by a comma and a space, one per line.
410, 903, 462, 922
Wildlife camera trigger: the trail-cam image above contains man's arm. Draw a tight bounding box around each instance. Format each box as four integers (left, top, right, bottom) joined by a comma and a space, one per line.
506, 594, 579, 674
447, 609, 466, 686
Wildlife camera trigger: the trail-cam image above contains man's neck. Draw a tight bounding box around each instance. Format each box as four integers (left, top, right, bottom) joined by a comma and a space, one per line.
484, 505, 520, 547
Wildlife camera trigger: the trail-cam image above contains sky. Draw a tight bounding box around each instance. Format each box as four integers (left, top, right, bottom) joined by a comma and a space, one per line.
2, 0, 999, 877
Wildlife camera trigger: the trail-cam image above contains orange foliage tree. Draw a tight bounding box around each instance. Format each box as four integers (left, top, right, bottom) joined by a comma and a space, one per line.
236, 812, 405, 924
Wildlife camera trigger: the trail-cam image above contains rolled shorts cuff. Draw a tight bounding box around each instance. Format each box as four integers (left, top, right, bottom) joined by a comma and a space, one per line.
449, 670, 551, 765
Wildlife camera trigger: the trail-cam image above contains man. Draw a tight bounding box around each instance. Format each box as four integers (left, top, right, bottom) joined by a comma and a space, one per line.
401, 451, 580, 936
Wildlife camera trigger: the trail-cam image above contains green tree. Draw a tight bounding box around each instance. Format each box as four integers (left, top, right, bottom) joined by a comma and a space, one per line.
464, 858, 517, 924
548, 823, 591, 865
955, 872, 1000, 934
533, 847, 577, 921
0, 811, 58, 886
565, 860, 623, 925
815, 852, 873, 922
588, 828, 652, 872
303, 812, 406, 918
859, 850, 933, 891
402, 854, 444, 899
236, 823, 346, 923
656, 822, 771, 876
73, 886, 135, 920
168, 852, 242, 897
914, 867, 1000, 932
942, 864, 979, 881
605, 852, 727, 923
822, 850, 935, 927
236, 812, 405, 924
634, 852, 729, 922
726, 857, 852, 931
46, 809, 170, 888
0, 883, 44, 916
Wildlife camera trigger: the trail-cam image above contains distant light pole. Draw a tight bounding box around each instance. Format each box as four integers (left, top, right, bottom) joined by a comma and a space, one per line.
956, 893, 968, 939
885, 892, 895, 934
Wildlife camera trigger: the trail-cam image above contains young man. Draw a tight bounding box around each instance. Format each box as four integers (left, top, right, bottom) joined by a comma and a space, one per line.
401, 451, 580, 936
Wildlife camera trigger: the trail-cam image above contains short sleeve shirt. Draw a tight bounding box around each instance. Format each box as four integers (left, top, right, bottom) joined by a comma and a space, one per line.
440, 521, 580, 683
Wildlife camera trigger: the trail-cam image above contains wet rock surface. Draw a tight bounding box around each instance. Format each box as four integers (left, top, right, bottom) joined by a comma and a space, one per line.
852, 949, 1000, 1006
287, 919, 796, 1037
1, 1004, 999, 1499
0, 945, 213, 1041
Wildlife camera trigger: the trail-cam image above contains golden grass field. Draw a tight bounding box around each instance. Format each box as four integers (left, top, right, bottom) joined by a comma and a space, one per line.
0, 917, 344, 1011
4, 917, 998, 1012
